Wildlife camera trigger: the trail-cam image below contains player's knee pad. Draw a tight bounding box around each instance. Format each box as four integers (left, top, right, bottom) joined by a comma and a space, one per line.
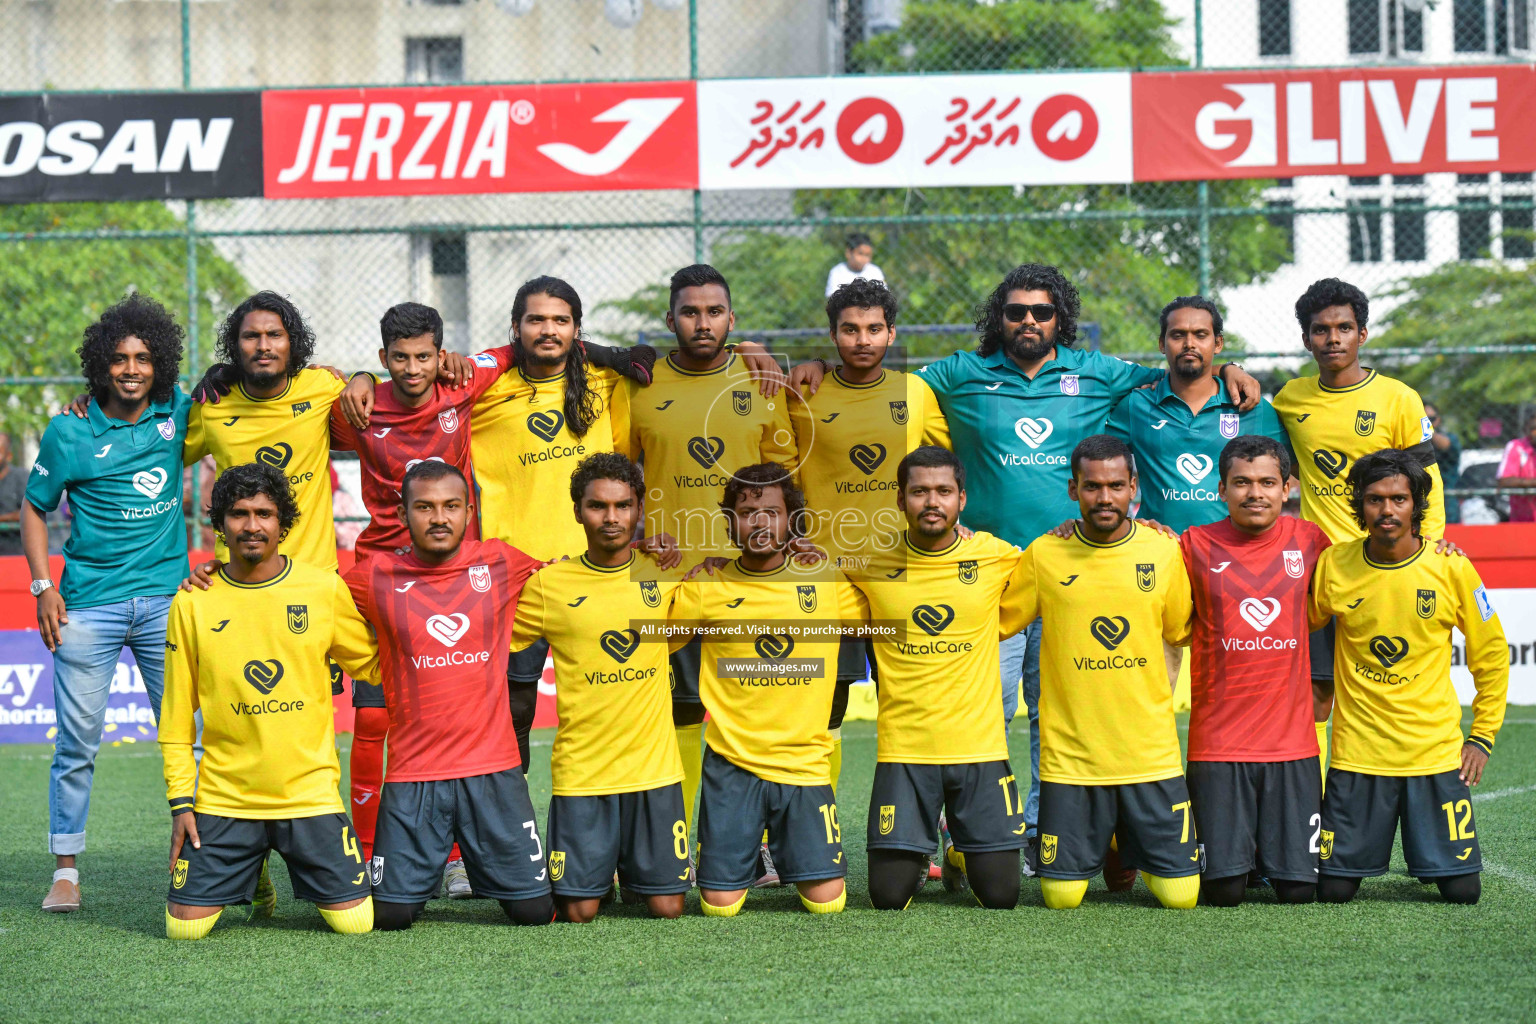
964, 850, 1021, 910
1272, 879, 1317, 904
672, 702, 706, 728
319, 896, 374, 935
373, 899, 426, 930
700, 892, 746, 917
1317, 875, 1360, 904
1201, 873, 1248, 907
499, 894, 555, 926
1435, 873, 1480, 905
1041, 878, 1088, 909
165, 907, 221, 940
1143, 873, 1200, 909
867, 850, 928, 910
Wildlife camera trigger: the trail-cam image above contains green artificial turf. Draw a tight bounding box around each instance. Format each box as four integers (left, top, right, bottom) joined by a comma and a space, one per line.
1, 713, 1533, 1023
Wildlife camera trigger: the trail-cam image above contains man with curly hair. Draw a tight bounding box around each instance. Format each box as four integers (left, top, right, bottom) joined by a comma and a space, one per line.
21, 293, 192, 913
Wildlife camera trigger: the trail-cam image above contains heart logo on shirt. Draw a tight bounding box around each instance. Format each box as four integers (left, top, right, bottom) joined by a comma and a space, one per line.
132, 467, 168, 499
1369, 634, 1409, 668
911, 604, 955, 636
255, 442, 294, 470
527, 410, 565, 442
754, 633, 795, 661
1014, 417, 1053, 449
1175, 453, 1213, 485
425, 613, 471, 648
243, 659, 284, 695
1313, 449, 1347, 480
687, 436, 726, 469
600, 629, 642, 663
848, 443, 887, 476
1239, 597, 1281, 632
1089, 615, 1130, 651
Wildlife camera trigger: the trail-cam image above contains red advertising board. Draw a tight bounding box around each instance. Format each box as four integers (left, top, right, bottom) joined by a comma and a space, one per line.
262, 81, 698, 198
1132, 64, 1536, 182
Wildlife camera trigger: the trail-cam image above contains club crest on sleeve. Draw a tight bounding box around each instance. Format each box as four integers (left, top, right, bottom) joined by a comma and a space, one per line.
639, 580, 661, 607
957, 560, 978, 585
1219, 412, 1239, 439
438, 407, 460, 434
1136, 563, 1155, 592
290, 401, 312, 418
468, 564, 491, 592
1059, 375, 1079, 396
472, 352, 498, 368
1354, 409, 1376, 436
158, 419, 177, 441
1416, 588, 1436, 619
732, 390, 751, 416
888, 400, 908, 425
286, 604, 309, 634
796, 584, 818, 614
878, 805, 895, 835
1283, 549, 1305, 578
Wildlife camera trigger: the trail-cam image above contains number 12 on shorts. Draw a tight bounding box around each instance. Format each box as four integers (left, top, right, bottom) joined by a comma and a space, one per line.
1440, 800, 1475, 840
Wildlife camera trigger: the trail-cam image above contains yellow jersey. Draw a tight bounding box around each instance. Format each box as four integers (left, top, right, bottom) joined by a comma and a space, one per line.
471, 365, 625, 561
1271, 369, 1445, 543
611, 353, 798, 572
789, 368, 950, 558
510, 553, 684, 797
844, 531, 1023, 764
184, 370, 347, 572
669, 559, 868, 785
1308, 540, 1508, 775
160, 557, 380, 819
1009, 523, 1194, 786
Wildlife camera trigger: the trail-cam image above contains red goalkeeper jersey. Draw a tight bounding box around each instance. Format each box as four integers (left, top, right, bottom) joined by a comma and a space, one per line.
344, 538, 539, 782
1180, 516, 1331, 763
330, 347, 513, 562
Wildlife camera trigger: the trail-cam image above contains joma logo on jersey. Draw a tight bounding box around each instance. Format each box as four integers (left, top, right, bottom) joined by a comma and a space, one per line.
849, 443, 886, 475
1313, 449, 1347, 480
889, 401, 908, 425
527, 410, 565, 443
957, 560, 978, 585
243, 659, 284, 695
639, 580, 662, 607
286, 604, 308, 634
755, 633, 794, 660
878, 805, 895, 835
600, 629, 641, 663
1354, 410, 1376, 436
912, 604, 955, 636
1136, 563, 1155, 592
1090, 616, 1130, 651
732, 390, 751, 416
687, 436, 725, 469
1284, 549, 1305, 578
1416, 589, 1436, 618
438, 408, 460, 433
1040, 834, 1058, 864
255, 442, 294, 470
468, 564, 491, 592
290, 401, 311, 417
1369, 634, 1409, 668
796, 585, 818, 614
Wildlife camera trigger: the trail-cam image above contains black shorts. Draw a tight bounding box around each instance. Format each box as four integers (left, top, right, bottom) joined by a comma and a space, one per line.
1037, 777, 1202, 880
370, 768, 552, 903
866, 760, 1026, 855
1308, 618, 1335, 682
329, 659, 344, 697
508, 638, 549, 684
1320, 768, 1482, 879
669, 637, 702, 706
168, 811, 369, 907
696, 748, 845, 890
352, 679, 386, 709
546, 784, 692, 898
1187, 758, 1321, 883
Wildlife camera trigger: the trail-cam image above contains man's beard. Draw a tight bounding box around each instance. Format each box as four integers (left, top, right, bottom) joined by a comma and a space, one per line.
244, 364, 284, 390
1172, 354, 1206, 381
1003, 324, 1055, 363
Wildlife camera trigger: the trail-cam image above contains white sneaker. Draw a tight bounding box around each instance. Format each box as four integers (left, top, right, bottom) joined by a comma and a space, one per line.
443, 859, 473, 899
752, 843, 781, 888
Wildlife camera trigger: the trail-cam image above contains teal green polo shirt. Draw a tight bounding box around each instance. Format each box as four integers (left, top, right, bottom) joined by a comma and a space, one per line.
1104, 376, 1290, 534
25, 390, 191, 608
916, 346, 1162, 549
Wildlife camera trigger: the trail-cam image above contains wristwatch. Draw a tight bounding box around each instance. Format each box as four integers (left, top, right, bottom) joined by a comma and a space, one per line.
30, 579, 53, 597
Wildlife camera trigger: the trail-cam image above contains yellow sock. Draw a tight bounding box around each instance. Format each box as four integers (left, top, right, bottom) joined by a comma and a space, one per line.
946, 846, 966, 874
1041, 878, 1088, 909
318, 896, 374, 934
676, 723, 704, 835
1316, 721, 1330, 791
800, 888, 846, 914
1143, 873, 1200, 909
700, 892, 746, 917
165, 907, 221, 940
828, 733, 842, 797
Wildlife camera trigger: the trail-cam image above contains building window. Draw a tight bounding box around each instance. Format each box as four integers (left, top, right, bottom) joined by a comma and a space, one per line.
1351, 0, 1425, 56
406, 36, 464, 83
1503, 172, 1535, 259
1259, 0, 1291, 56
1264, 178, 1295, 262
1458, 174, 1493, 259
1454, 0, 1528, 53
412, 233, 470, 351
1345, 175, 1426, 264
1392, 175, 1427, 263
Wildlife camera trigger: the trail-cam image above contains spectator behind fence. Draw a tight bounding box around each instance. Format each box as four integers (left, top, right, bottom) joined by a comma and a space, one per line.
825, 232, 885, 297
1422, 401, 1462, 523
1497, 412, 1536, 522
0, 434, 25, 556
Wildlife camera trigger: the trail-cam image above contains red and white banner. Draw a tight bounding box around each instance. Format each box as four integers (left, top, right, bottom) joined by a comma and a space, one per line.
696, 73, 1133, 190
1132, 65, 1536, 182
261, 81, 698, 198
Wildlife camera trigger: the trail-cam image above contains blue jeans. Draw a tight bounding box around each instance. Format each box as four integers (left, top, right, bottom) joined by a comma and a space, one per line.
999, 618, 1042, 836
48, 596, 170, 855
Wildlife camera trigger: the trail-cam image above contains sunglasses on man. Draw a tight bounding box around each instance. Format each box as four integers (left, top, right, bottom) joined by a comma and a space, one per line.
1003, 303, 1057, 323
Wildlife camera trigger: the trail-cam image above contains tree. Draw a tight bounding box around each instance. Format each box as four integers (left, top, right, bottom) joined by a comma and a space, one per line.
0, 201, 249, 441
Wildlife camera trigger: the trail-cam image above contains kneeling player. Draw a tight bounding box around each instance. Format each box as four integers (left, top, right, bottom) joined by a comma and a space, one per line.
1309, 450, 1507, 905
1013, 436, 1200, 909
345, 461, 553, 929
670, 465, 868, 916
1181, 437, 1330, 905
512, 454, 691, 921
160, 464, 380, 939
844, 447, 1028, 909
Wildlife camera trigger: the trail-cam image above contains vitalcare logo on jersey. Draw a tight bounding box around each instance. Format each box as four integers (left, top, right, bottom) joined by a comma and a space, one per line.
1356, 634, 1417, 685
999, 417, 1068, 466
1222, 597, 1299, 650
254, 441, 315, 487
230, 659, 307, 715
412, 613, 491, 668
585, 629, 659, 684
894, 604, 975, 656
119, 467, 182, 519
1073, 615, 1150, 670
1162, 452, 1220, 502
519, 411, 588, 465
